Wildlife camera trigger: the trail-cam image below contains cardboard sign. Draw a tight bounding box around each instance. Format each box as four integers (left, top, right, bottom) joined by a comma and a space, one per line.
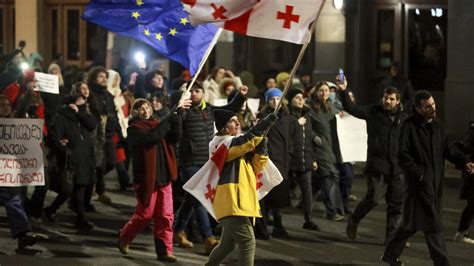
35, 72, 59, 94
0, 118, 45, 187
336, 113, 368, 162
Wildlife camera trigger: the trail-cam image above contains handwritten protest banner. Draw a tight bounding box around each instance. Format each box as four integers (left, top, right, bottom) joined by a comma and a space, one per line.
0, 118, 45, 186
35, 72, 59, 94
336, 113, 368, 162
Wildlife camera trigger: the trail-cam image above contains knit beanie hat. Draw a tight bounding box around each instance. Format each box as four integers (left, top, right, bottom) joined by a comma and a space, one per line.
286, 88, 304, 103
213, 108, 236, 132
265, 88, 283, 103
276, 72, 290, 88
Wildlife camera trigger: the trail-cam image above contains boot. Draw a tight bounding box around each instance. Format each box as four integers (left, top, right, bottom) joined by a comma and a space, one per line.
346, 215, 358, 240
204, 236, 219, 255
17, 234, 38, 249
173, 231, 193, 248
118, 230, 129, 254
97, 193, 112, 204
155, 238, 177, 262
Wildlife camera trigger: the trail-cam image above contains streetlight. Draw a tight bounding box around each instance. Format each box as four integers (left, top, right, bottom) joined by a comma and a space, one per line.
333, 0, 343, 10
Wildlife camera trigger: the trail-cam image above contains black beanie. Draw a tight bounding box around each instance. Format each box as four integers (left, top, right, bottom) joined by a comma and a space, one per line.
213, 108, 236, 132
286, 88, 304, 103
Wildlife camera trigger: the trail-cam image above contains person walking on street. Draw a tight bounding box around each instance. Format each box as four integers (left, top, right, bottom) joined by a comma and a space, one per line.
453, 121, 474, 244
382, 90, 474, 266
118, 98, 190, 262
339, 78, 408, 244
206, 109, 278, 266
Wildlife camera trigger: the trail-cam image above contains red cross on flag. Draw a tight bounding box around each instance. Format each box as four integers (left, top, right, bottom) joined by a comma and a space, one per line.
183, 135, 283, 221
182, 0, 325, 44
182, 0, 260, 24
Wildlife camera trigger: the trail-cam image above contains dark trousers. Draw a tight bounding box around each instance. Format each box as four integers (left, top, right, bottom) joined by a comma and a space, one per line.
45, 185, 88, 223
351, 173, 403, 242
338, 163, 354, 211
293, 170, 314, 223
95, 140, 116, 195
458, 196, 474, 232
384, 228, 450, 266
320, 174, 345, 217
254, 200, 269, 237
174, 166, 213, 239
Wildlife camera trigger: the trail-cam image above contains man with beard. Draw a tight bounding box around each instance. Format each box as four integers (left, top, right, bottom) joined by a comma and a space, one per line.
382, 90, 473, 266
87, 66, 120, 205
338, 78, 408, 245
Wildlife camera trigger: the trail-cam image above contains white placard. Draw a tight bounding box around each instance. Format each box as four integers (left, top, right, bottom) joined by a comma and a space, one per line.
35, 72, 59, 94
336, 113, 368, 162
213, 98, 228, 107
246, 98, 260, 115
0, 118, 45, 187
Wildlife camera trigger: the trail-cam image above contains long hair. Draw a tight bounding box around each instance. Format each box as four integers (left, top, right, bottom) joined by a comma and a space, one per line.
86, 66, 108, 87
310, 81, 332, 113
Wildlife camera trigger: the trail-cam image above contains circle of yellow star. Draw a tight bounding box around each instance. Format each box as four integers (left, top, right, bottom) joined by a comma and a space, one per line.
131, 11, 141, 19
155, 33, 163, 41
180, 17, 189, 26
169, 28, 177, 36
144, 29, 150, 36
136, 0, 144, 6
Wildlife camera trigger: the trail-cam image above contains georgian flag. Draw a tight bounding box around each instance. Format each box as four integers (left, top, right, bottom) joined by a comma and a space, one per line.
183, 135, 283, 221
181, 0, 325, 44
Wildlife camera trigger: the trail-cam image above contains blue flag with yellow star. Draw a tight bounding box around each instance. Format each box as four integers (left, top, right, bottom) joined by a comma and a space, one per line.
83, 0, 218, 75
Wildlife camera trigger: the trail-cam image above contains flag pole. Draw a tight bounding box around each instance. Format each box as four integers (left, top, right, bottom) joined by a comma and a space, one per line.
180, 28, 223, 102
273, 2, 325, 114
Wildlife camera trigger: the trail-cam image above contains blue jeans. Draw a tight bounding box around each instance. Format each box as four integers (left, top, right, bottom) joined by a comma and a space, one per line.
0, 188, 31, 238
174, 166, 213, 239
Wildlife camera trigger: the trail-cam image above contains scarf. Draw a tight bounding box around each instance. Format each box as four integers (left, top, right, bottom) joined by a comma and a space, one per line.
130, 118, 178, 206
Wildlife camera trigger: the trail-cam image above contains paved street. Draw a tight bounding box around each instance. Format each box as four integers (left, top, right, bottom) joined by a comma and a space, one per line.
1, 171, 474, 265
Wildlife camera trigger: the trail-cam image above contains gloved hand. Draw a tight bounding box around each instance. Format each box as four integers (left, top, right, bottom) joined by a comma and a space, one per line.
251, 113, 278, 136
255, 138, 268, 155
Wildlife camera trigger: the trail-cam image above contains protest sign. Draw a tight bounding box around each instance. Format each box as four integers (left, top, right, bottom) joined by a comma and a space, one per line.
35, 72, 59, 94
336, 113, 368, 162
0, 118, 45, 186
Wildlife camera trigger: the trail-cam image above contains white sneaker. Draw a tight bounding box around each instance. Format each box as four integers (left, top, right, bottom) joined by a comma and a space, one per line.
454, 231, 474, 244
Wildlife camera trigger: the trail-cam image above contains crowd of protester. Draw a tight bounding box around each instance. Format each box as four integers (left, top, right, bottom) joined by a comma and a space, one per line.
0, 47, 473, 265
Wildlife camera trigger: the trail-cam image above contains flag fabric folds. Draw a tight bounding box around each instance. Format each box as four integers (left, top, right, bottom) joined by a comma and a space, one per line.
182, 0, 325, 44
83, 0, 218, 75
183, 135, 283, 221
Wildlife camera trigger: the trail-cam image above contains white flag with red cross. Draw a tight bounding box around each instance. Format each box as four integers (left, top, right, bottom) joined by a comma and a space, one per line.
183, 135, 283, 220
181, 0, 325, 44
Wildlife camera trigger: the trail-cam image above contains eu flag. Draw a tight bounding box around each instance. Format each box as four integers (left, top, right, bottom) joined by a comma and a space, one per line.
83, 0, 218, 75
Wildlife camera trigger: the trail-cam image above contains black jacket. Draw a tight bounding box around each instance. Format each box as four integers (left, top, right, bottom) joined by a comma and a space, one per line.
399, 114, 467, 232
460, 122, 474, 200
258, 107, 294, 208
289, 106, 317, 172
340, 90, 408, 177
51, 105, 98, 185
176, 92, 246, 167
89, 84, 120, 139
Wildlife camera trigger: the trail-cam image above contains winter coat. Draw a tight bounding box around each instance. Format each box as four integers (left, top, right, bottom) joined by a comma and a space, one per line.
127, 116, 179, 206
460, 122, 474, 200
50, 105, 98, 185
211, 133, 267, 220
177, 92, 246, 167
289, 106, 317, 172
340, 90, 408, 178
311, 102, 340, 177
258, 108, 294, 208
399, 114, 468, 232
